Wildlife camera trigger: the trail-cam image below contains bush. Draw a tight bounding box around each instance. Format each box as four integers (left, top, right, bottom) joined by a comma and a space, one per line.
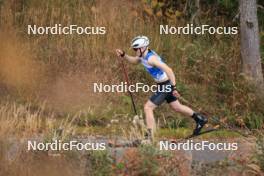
84, 150, 113, 176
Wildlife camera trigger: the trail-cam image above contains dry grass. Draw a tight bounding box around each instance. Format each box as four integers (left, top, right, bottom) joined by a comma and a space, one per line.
0, 0, 262, 120
0, 101, 77, 176
0, 102, 48, 137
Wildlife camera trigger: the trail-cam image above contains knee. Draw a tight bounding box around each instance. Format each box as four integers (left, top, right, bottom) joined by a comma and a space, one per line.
144, 103, 153, 112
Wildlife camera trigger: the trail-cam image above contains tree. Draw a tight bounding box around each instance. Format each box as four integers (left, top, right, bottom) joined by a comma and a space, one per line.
240, 0, 264, 87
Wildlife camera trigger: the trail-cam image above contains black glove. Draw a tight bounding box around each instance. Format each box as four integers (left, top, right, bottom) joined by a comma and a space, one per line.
120, 50, 125, 57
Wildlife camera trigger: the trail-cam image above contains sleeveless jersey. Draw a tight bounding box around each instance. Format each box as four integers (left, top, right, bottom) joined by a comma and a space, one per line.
140, 50, 168, 82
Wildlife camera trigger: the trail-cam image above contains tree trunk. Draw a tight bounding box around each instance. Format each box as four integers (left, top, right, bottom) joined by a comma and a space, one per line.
240, 0, 264, 87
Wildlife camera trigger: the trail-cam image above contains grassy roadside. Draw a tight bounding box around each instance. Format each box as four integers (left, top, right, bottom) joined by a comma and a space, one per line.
0, 99, 247, 144
0, 101, 263, 176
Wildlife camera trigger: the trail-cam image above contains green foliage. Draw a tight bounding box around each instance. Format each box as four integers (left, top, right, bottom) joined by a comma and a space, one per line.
176, 81, 188, 94
138, 145, 172, 175
138, 145, 160, 175
115, 162, 125, 170
244, 113, 264, 130
218, 0, 238, 11
75, 112, 108, 127
216, 67, 234, 96
163, 116, 190, 129
157, 128, 191, 138
118, 95, 140, 115
84, 150, 113, 176
120, 95, 132, 105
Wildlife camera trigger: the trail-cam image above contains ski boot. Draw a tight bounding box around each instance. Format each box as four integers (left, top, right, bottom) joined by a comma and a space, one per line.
192, 113, 208, 135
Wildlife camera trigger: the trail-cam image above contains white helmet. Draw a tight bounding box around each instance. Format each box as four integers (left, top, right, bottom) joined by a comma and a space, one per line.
131, 36, 150, 48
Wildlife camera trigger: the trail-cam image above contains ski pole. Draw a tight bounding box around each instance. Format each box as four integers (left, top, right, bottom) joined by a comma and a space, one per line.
118, 56, 138, 115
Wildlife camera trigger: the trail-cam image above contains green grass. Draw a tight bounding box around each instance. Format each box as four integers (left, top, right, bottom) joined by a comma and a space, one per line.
157, 127, 241, 139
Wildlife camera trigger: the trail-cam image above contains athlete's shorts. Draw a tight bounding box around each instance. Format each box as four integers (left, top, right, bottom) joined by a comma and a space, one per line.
150, 80, 177, 106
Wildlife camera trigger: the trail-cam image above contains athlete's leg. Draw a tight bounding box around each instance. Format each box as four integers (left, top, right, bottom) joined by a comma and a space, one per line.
169, 100, 208, 135
169, 100, 194, 117
144, 100, 157, 132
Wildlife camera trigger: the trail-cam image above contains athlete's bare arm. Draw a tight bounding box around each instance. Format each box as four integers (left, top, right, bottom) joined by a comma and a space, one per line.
148, 56, 180, 97
148, 56, 176, 85
115, 49, 140, 64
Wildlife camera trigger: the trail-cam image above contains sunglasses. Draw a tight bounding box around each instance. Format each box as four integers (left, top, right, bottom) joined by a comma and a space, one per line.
133, 48, 139, 51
